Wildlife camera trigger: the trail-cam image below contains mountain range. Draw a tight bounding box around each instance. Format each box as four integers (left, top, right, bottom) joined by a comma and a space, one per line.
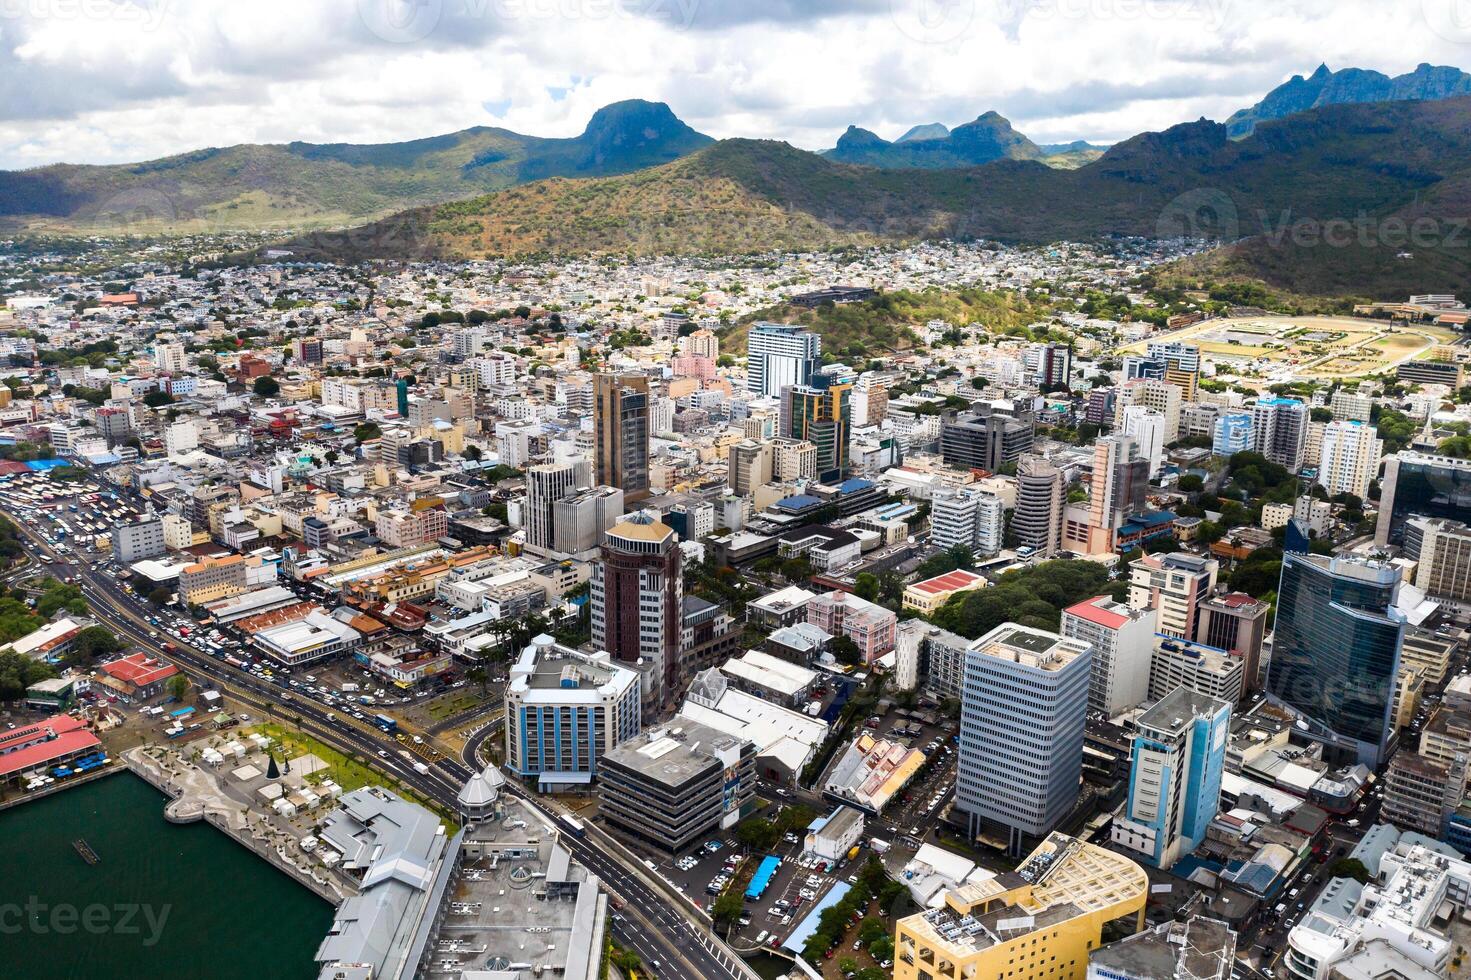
276, 96, 1471, 300
0, 100, 712, 234
10, 63, 1471, 299
1225, 62, 1471, 137
823, 115, 1106, 170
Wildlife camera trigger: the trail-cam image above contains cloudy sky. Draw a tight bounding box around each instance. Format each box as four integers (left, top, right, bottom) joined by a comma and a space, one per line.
0, 0, 1468, 169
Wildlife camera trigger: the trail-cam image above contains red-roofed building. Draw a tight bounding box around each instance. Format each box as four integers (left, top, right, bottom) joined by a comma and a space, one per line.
98, 652, 179, 698
99, 293, 139, 307
1060, 594, 1158, 717
0, 714, 101, 782
902, 568, 988, 614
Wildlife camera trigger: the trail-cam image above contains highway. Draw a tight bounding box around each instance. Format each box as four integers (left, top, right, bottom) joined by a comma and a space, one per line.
7, 501, 756, 980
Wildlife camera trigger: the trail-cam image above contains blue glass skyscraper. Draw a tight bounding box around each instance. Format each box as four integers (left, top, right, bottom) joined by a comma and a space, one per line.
1266, 554, 1407, 767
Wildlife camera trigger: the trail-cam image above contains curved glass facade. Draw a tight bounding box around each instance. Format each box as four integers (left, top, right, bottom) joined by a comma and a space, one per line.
1266, 553, 1404, 767
1381, 454, 1471, 545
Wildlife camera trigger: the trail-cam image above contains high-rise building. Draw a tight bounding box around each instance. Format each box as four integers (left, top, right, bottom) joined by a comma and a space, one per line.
1318, 420, 1382, 497
1148, 637, 1247, 705
152, 341, 188, 374
1061, 595, 1158, 717
746, 322, 820, 397
1375, 450, 1471, 546
291, 336, 323, 364
593, 374, 650, 502
1251, 397, 1308, 472
894, 834, 1148, 980
1196, 592, 1270, 690
1013, 456, 1064, 556
591, 511, 682, 706
771, 437, 817, 482
1128, 552, 1218, 640
523, 461, 592, 555
1027, 341, 1073, 390
1407, 517, 1471, 606
1267, 553, 1409, 767
956, 623, 1092, 853
1085, 434, 1149, 552
727, 440, 773, 496
1330, 387, 1374, 423
503, 635, 643, 788
1114, 378, 1181, 443
1111, 686, 1231, 869
779, 372, 853, 483
940, 403, 1035, 472
680, 328, 719, 360
113, 518, 165, 563
1147, 340, 1201, 400
1212, 412, 1252, 457
95, 406, 132, 448
1119, 406, 1165, 478
930, 488, 1005, 557
550, 487, 624, 560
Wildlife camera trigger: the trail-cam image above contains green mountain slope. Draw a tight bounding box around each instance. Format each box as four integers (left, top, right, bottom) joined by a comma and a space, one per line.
0, 100, 712, 234
282, 97, 1471, 300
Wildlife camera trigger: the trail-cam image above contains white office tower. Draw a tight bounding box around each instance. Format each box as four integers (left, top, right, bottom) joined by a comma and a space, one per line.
746, 323, 820, 397
1251, 397, 1308, 472
1317, 420, 1383, 498
1061, 595, 1159, 717
930, 488, 1005, 557
956, 623, 1092, 855
523, 460, 593, 553
1120, 406, 1166, 478
1330, 387, 1374, 423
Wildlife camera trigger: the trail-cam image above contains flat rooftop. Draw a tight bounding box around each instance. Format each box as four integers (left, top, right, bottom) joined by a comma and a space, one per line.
603, 720, 742, 788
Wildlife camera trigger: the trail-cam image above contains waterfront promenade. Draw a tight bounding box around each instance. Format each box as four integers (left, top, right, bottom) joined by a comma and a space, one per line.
124, 746, 353, 905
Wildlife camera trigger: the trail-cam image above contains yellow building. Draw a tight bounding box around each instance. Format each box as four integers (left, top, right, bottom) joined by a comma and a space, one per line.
178, 554, 255, 605
902, 569, 989, 614
894, 834, 1147, 980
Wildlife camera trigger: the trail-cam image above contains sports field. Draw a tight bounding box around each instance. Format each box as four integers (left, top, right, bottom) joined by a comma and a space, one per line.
1119, 315, 1461, 380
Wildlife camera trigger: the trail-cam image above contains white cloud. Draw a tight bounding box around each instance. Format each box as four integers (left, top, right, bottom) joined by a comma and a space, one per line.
0, 0, 1463, 168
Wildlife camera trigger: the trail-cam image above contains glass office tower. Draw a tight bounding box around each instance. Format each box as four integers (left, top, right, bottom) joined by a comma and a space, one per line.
1375, 451, 1471, 546
1267, 553, 1406, 767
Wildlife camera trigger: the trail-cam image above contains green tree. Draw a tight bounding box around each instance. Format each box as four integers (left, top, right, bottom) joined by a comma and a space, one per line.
712, 891, 744, 929
148, 586, 173, 606
780, 557, 813, 582
68, 626, 123, 665
1329, 857, 1372, 884
0, 649, 55, 703
853, 572, 880, 602
828, 635, 862, 666
736, 817, 779, 851
353, 421, 382, 443
252, 376, 280, 397
142, 389, 174, 408
167, 673, 189, 701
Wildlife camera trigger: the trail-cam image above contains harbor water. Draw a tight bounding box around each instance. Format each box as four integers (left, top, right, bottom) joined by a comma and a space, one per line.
3, 772, 334, 980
